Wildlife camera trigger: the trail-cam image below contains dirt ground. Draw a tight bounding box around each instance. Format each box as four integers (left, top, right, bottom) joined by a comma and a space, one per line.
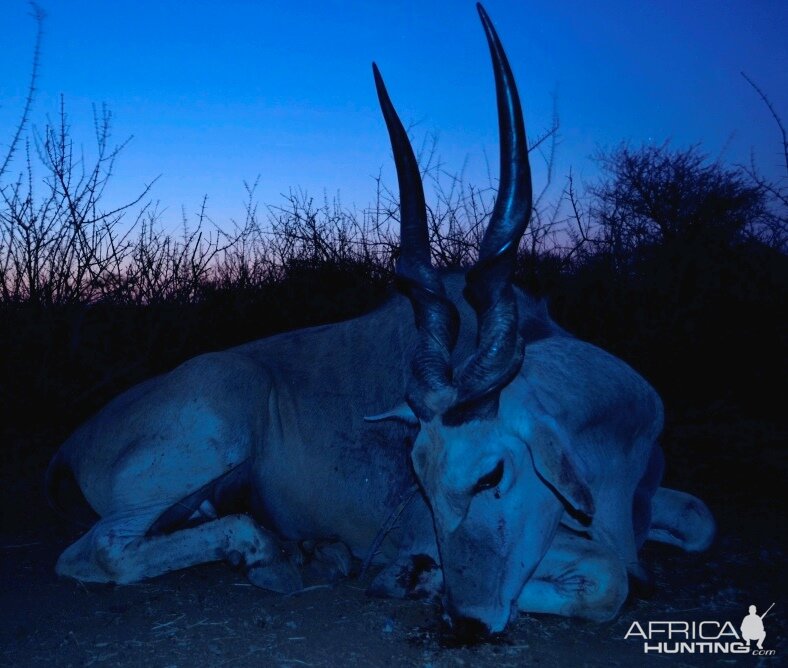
1, 420, 785, 667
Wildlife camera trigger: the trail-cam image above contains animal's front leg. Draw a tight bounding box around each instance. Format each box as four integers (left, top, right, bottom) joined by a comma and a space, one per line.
516, 528, 628, 622
365, 491, 443, 601
56, 506, 302, 593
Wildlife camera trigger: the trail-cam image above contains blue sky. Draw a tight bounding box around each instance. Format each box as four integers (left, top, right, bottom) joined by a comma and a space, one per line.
2, 0, 786, 228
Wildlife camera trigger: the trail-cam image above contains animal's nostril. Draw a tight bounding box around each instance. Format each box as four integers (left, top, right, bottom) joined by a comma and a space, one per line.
448, 615, 491, 645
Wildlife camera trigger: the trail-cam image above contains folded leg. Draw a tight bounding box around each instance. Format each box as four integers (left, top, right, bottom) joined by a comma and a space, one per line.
516, 528, 628, 622
648, 487, 715, 552
55, 505, 302, 593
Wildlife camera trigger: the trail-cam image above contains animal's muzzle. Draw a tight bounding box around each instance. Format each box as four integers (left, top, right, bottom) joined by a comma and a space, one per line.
441, 608, 494, 646
452, 615, 491, 641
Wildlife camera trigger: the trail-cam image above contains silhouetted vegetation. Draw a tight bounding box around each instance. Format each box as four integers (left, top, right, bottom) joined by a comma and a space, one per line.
1, 7, 785, 455
546, 144, 786, 427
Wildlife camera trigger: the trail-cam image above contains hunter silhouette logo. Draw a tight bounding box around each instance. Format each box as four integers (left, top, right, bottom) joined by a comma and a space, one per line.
741, 603, 774, 650
624, 603, 777, 656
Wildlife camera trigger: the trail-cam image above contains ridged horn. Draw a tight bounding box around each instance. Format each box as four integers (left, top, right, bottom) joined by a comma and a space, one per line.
446, 3, 533, 424
372, 63, 460, 420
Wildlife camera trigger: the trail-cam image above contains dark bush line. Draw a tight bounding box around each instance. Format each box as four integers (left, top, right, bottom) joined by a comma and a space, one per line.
547, 238, 787, 423
0, 260, 393, 441
1, 230, 784, 456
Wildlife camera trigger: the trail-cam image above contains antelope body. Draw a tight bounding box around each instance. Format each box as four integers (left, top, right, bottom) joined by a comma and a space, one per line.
47, 5, 714, 637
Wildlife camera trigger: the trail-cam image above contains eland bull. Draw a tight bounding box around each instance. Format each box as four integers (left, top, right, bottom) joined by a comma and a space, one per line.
46, 4, 715, 639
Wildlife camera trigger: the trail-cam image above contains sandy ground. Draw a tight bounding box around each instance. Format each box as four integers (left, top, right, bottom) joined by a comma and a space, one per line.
1, 420, 785, 667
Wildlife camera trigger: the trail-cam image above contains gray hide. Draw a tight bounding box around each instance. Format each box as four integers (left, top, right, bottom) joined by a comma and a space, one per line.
46, 4, 715, 639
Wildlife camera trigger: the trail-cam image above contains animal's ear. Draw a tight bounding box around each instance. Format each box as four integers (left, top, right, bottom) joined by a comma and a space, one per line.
364, 402, 419, 426
523, 418, 595, 522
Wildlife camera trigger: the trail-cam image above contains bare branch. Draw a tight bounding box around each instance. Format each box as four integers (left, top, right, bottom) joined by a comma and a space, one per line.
741, 71, 788, 178
1, 2, 45, 179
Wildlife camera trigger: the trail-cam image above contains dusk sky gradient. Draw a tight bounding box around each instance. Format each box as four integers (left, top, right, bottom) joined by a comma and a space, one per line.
2, 0, 786, 229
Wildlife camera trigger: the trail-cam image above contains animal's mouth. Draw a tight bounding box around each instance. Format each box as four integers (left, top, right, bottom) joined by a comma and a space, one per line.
438, 599, 516, 646
438, 613, 510, 647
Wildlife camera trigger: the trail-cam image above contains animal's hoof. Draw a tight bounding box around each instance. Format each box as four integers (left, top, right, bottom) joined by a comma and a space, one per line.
313, 541, 353, 577
367, 554, 441, 600
247, 560, 303, 594
299, 540, 354, 581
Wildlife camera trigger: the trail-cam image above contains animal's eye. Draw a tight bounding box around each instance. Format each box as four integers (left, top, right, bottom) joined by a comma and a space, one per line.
473, 460, 504, 494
